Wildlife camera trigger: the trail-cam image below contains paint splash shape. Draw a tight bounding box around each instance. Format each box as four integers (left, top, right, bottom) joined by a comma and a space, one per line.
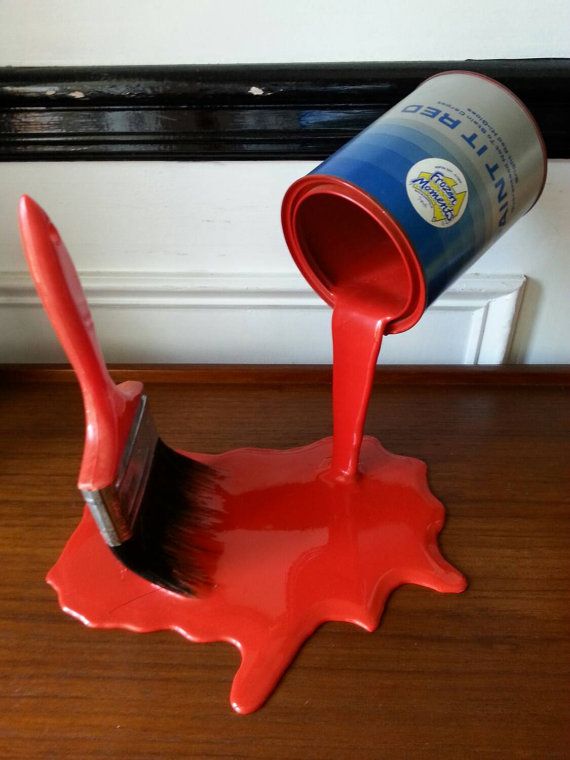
47, 437, 466, 714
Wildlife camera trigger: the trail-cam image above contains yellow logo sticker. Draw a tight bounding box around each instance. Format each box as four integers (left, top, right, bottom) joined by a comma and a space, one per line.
406, 159, 468, 228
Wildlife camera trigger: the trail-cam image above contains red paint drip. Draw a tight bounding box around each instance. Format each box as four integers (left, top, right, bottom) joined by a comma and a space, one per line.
48, 287, 466, 714
330, 281, 402, 481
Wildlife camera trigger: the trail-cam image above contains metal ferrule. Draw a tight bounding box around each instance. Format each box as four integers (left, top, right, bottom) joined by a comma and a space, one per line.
81, 395, 158, 546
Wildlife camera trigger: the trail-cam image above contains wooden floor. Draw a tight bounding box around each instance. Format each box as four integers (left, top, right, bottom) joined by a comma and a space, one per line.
0, 366, 569, 759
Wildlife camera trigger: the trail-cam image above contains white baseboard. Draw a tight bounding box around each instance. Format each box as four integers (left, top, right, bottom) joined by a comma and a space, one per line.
0, 271, 526, 364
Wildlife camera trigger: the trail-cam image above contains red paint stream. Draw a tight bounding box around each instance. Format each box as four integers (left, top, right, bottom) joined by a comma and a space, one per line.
48, 281, 466, 714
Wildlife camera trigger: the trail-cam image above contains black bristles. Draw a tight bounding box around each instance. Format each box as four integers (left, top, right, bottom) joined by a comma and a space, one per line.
112, 439, 222, 596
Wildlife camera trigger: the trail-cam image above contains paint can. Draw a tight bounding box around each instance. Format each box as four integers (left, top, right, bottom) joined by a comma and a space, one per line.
281, 71, 547, 332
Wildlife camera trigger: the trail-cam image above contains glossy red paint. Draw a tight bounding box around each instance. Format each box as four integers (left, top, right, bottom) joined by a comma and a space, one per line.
48, 437, 466, 714
329, 280, 410, 480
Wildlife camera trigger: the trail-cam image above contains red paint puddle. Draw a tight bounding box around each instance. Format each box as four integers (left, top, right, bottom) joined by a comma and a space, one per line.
48, 261, 466, 714
47, 437, 465, 714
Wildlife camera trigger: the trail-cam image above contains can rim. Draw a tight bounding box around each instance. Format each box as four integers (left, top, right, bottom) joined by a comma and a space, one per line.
425, 69, 548, 210
281, 174, 426, 334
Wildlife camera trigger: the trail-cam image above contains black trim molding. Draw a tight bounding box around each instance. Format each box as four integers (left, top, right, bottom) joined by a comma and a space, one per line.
0, 60, 568, 160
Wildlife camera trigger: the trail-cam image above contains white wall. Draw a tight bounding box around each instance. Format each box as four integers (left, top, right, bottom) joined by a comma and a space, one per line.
1, 0, 568, 65
1, 0, 569, 364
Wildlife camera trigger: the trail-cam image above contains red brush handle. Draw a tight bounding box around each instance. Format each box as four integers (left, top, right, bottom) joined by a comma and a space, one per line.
18, 195, 143, 491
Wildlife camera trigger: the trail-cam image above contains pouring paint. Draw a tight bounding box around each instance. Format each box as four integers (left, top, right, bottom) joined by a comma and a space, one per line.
282, 70, 546, 481
45, 71, 546, 714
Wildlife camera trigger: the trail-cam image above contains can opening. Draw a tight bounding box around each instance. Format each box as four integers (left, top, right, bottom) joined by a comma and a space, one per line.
282, 176, 426, 333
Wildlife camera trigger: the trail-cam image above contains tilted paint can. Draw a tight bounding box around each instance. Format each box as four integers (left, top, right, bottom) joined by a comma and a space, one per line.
282, 71, 547, 333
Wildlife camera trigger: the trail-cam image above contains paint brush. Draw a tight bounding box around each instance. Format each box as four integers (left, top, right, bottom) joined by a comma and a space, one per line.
18, 195, 217, 595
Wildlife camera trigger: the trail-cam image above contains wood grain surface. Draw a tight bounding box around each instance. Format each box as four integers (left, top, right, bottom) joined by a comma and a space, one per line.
0, 366, 568, 758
